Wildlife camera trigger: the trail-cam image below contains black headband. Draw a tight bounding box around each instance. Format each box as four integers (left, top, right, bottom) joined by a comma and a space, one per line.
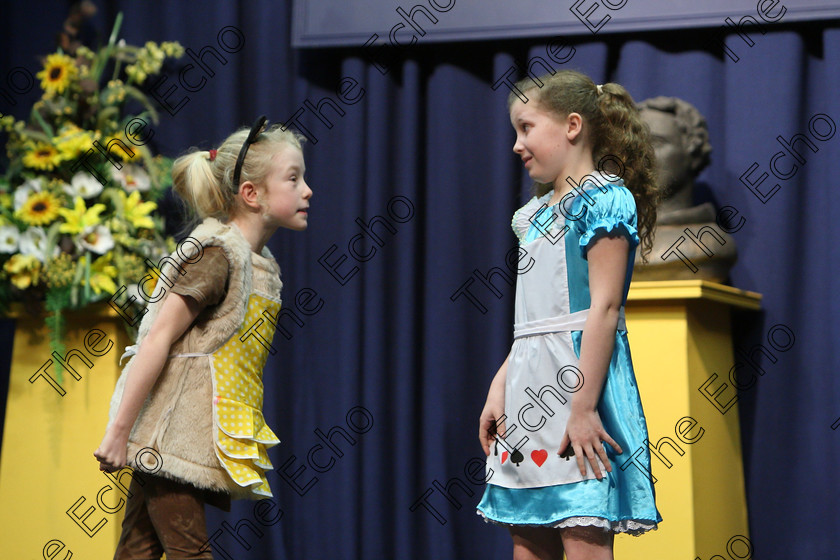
232, 115, 268, 192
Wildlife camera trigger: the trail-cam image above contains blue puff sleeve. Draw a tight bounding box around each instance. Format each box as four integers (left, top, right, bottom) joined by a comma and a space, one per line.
572, 185, 639, 258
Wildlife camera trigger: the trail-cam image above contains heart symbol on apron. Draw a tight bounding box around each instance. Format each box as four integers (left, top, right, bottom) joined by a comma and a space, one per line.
501, 451, 508, 464
531, 449, 548, 467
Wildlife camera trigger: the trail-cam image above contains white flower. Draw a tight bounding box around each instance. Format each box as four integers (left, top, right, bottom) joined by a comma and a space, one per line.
0, 225, 20, 253
121, 283, 154, 307
111, 165, 150, 192
79, 225, 115, 254
19, 227, 59, 262
65, 172, 104, 199
14, 178, 43, 211
148, 244, 168, 263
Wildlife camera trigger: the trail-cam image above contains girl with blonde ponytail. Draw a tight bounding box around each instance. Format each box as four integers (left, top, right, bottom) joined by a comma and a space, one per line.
95, 117, 312, 559
477, 71, 661, 559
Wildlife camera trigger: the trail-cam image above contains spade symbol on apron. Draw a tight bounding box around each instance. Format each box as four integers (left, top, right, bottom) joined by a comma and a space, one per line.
510, 448, 524, 467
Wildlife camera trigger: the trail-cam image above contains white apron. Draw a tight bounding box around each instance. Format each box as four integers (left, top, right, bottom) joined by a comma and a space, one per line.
486, 195, 625, 489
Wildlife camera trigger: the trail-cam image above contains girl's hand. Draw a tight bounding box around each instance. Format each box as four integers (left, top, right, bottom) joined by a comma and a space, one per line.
94, 293, 203, 474
478, 368, 508, 456
558, 408, 622, 479
93, 427, 129, 473
479, 355, 510, 456
479, 396, 505, 457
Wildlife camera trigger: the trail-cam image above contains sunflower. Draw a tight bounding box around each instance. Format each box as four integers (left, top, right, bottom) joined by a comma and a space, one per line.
36, 53, 78, 97
22, 142, 63, 171
17, 191, 61, 226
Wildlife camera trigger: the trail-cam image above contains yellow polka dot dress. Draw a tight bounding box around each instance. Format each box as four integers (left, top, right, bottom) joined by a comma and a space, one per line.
210, 294, 281, 498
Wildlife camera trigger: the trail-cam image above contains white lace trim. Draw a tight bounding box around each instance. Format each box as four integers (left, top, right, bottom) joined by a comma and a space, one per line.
477, 511, 658, 536
549, 516, 657, 535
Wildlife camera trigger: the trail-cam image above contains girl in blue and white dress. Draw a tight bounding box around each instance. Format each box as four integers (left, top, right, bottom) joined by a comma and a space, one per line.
477, 70, 662, 560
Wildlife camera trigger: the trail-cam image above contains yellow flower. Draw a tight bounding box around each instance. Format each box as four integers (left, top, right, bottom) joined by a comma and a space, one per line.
124, 64, 147, 84
45, 252, 76, 288
16, 191, 61, 226
0, 115, 15, 132
58, 197, 106, 235
102, 134, 138, 162
22, 142, 63, 170
76, 46, 95, 60
4, 254, 41, 289
37, 53, 78, 97
112, 232, 141, 249
88, 253, 118, 295
120, 190, 156, 230
160, 41, 184, 58
103, 79, 127, 105
115, 252, 147, 281
54, 125, 95, 161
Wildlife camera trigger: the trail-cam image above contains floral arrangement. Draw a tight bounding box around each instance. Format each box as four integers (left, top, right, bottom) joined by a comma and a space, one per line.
0, 14, 183, 363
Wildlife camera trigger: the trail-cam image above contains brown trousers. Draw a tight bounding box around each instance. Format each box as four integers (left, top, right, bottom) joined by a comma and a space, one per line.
114, 474, 230, 560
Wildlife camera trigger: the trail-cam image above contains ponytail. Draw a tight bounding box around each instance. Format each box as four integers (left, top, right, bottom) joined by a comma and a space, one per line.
171, 150, 235, 222
507, 71, 659, 261
595, 82, 659, 261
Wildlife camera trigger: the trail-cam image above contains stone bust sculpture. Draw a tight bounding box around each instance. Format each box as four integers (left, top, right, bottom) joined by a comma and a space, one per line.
633, 96, 737, 282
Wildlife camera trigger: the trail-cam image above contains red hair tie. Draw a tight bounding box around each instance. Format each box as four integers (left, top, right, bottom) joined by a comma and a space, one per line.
208, 149, 217, 161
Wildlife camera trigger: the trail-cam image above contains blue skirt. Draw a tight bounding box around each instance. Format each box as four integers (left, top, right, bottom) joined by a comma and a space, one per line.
477, 464, 661, 534
476, 326, 662, 535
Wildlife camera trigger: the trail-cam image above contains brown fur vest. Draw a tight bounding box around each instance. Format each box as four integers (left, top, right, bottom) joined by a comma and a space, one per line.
108, 217, 283, 496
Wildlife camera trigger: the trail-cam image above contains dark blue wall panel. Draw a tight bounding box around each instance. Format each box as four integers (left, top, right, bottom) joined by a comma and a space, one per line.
293, 0, 840, 47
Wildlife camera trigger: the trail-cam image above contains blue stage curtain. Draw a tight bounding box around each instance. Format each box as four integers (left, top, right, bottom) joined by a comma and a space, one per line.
1, 2, 838, 558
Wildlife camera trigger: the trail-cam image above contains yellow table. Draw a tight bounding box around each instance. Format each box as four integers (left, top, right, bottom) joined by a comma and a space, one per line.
615, 280, 760, 559
0, 304, 130, 559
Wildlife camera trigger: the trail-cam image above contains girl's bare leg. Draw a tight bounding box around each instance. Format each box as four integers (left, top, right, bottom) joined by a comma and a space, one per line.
509, 526, 564, 560
560, 525, 614, 560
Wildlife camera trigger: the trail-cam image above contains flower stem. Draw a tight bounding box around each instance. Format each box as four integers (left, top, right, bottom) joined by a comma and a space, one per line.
93, 11, 124, 83
107, 12, 124, 49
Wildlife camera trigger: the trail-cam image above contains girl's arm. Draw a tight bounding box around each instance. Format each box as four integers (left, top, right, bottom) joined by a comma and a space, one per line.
479, 353, 510, 456
94, 292, 203, 472
559, 234, 628, 478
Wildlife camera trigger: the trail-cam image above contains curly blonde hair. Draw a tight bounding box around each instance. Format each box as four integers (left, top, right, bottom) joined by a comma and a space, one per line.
508, 70, 660, 261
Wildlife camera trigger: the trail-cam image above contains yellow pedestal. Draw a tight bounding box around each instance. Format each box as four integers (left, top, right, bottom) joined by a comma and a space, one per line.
0, 304, 130, 559
615, 280, 760, 559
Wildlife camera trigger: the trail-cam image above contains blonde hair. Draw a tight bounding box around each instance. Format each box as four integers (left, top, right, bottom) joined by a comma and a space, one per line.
172, 124, 306, 222
508, 70, 660, 261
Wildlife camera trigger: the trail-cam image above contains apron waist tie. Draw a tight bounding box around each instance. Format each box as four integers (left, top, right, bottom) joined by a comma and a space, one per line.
513, 307, 626, 339
118, 344, 213, 446
119, 344, 212, 363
